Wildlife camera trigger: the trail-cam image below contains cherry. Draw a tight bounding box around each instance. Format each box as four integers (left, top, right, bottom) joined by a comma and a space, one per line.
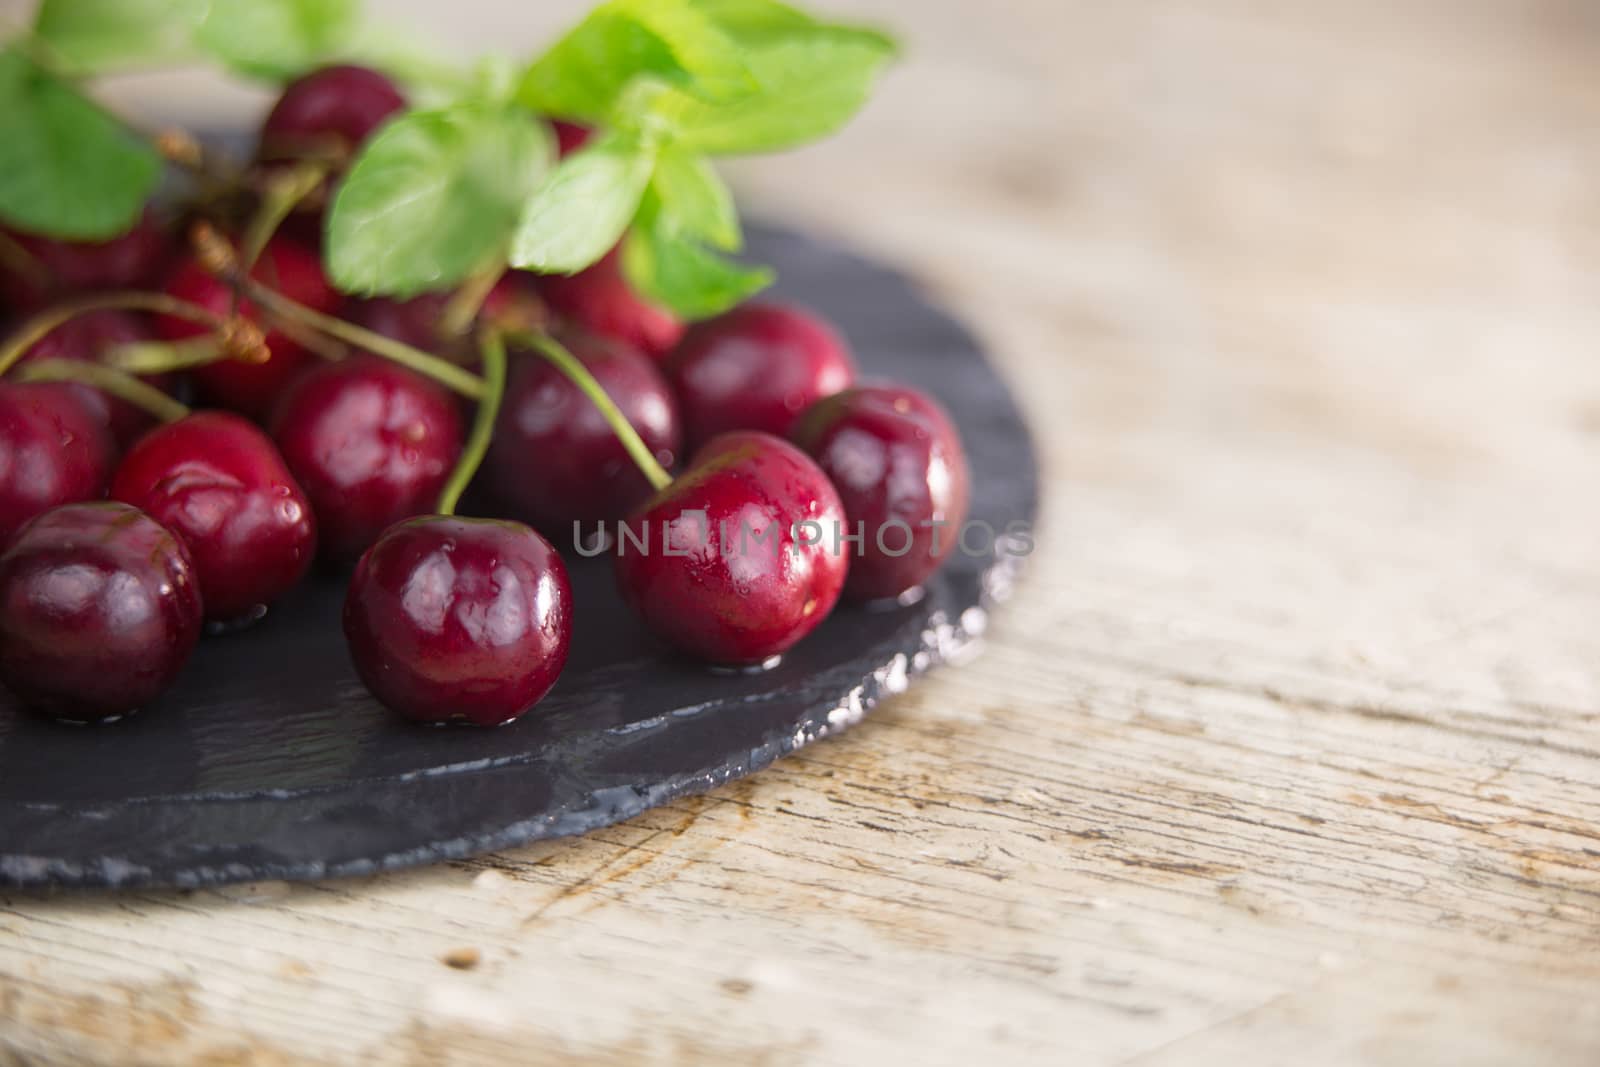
791, 383, 971, 602
19, 308, 173, 447
538, 249, 683, 362
0, 207, 171, 312
111, 411, 316, 623
665, 303, 857, 452
485, 330, 681, 533
0, 502, 202, 721
344, 517, 572, 726
260, 65, 406, 162
613, 431, 849, 666
155, 235, 339, 419
0, 382, 114, 545
552, 120, 593, 157
271, 355, 464, 561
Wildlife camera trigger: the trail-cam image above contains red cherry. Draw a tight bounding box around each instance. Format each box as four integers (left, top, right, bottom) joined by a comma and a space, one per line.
271, 355, 464, 561
613, 432, 849, 666
260, 65, 406, 160
19, 309, 173, 447
792, 383, 971, 602
538, 249, 683, 362
485, 330, 681, 533
552, 121, 593, 157
155, 236, 338, 419
0, 382, 114, 545
0, 207, 172, 311
0, 502, 202, 720
344, 517, 573, 726
111, 411, 316, 623
666, 303, 857, 452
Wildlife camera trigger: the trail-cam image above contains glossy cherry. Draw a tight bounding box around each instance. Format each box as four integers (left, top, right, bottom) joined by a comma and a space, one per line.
111, 411, 316, 623
792, 383, 971, 602
344, 517, 573, 726
271, 355, 464, 561
538, 249, 683, 362
19, 308, 172, 446
666, 303, 857, 452
614, 431, 849, 666
260, 64, 406, 161
485, 330, 682, 533
155, 235, 339, 419
0, 382, 114, 545
0, 502, 202, 720
0, 207, 171, 311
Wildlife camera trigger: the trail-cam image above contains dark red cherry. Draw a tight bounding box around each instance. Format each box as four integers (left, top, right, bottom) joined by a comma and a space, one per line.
666, 303, 857, 452
538, 249, 683, 362
792, 383, 971, 602
485, 330, 681, 533
0, 502, 202, 720
271, 355, 464, 561
260, 64, 406, 161
0, 382, 114, 545
344, 516, 573, 726
111, 411, 316, 623
19, 308, 173, 447
552, 120, 593, 157
155, 236, 339, 419
613, 432, 849, 666
0, 207, 171, 311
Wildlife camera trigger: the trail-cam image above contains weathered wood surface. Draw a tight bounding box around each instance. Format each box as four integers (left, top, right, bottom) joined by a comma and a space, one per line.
3, 1, 1599, 1063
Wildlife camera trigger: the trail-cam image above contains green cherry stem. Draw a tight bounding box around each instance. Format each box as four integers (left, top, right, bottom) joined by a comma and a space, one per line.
436, 329, 509, 517
105, 336, 223, 375
0, 291, 225, 378
511, 330, 674, 493
439, 260, 507, 340
238, 278, 486, 400
14, 358, 190, 423
240, 161, 329, 279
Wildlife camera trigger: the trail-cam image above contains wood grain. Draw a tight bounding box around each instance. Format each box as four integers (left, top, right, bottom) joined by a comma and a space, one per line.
2, 1, 1599, 1063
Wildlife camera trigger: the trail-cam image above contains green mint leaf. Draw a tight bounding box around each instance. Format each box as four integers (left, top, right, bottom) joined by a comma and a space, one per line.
516, 0, 753, 123
648, 27, 894, 155
327, 104, 554, 298
649, 145, 740, 251
0, 50, 162, 240
32, 0, 206, 75
695, 0, 896, 52
195, 0, 361, 81
621, 220, 773, 320
509, 133, 656, 275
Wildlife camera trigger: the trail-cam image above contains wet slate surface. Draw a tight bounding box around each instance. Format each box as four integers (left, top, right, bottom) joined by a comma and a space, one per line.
0, 225, 1039, 889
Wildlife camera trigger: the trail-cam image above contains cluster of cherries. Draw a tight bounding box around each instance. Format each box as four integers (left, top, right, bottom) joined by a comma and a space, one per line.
0, 65, 971, 728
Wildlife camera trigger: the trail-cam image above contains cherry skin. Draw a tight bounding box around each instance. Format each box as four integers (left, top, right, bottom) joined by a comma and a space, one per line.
19, 308, 173, 447
552, 120, 593, 157
260, 64, 406, 161
538, 249, 683, 362
613, 431, 850, 666
344, 516, 573, 726
665, 303, 857, 452
791, 383, 972, 602
271, 355, 464, 561
155, 236, 339, 419
0, 207, 171, 311
0, 382, 115, 545
485, 330, 682, 533
111, 411, 316, 623
0, 502, 202, 721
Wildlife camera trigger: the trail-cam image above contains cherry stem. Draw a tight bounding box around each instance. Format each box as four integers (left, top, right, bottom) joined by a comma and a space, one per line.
437, 330, 509, 517
105, 336, 222, 375
241, 279, 484, 398
511, 330, 674, 493
440, 261, 506, 340
15, 359, 190, 424
239, 161, 328, 282
0, 231, 48, 288
0, 291, 225, 378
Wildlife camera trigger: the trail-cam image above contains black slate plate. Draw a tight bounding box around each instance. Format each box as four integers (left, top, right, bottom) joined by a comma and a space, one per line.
0, 224, 1038, 890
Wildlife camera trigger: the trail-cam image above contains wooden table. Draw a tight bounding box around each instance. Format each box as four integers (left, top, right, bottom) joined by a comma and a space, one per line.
3, 1, 1599, 1063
